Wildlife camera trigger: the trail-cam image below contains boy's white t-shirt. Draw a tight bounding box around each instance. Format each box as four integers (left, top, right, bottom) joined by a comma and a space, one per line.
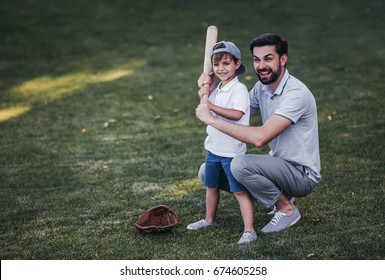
204, 76, 250, 158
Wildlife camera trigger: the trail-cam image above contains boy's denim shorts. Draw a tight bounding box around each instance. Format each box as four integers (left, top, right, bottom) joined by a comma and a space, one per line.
204, 150, 246, 193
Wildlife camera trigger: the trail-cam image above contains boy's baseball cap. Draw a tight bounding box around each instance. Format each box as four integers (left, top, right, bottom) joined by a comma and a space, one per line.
210, 41, 246, 75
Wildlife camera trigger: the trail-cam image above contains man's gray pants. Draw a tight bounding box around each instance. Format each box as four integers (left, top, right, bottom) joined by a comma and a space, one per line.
198, 154, 316, 208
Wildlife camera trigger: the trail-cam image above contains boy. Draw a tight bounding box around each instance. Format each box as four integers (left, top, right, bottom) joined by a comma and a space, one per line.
187, 41, 257, 244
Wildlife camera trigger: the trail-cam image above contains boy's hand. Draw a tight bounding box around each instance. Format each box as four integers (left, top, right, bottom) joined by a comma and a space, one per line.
200, 94, 209, 105
197, 72, 215, 93
198, 87, 210, 99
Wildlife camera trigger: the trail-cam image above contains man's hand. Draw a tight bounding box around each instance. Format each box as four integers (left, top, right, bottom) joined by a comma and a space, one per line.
196, 103, 214, 125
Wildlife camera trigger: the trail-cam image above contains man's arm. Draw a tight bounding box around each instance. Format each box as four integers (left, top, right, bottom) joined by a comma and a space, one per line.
196, 103, 291, 147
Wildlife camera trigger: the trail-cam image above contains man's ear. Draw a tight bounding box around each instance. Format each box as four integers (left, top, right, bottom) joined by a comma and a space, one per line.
280, 54, 288, 67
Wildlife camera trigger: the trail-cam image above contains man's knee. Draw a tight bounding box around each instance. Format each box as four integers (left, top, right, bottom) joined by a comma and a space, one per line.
198, 163, 205, 183
230, 155, 245, 181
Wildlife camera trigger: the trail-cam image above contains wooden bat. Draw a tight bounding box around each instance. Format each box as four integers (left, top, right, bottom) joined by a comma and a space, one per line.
202, 25, 218, 90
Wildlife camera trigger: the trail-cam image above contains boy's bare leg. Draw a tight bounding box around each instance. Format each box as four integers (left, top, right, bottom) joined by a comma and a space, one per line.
234, 191, 255, 233
205, 187, 219, 223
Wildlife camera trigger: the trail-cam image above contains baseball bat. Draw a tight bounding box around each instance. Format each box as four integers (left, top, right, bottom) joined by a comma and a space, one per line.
202, 25, 218, 89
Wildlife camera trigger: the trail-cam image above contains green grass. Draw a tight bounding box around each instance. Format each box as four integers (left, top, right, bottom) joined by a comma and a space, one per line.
1, 0, 384, 259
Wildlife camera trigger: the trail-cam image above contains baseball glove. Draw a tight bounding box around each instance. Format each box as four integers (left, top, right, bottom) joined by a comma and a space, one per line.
134, 205, 179, 233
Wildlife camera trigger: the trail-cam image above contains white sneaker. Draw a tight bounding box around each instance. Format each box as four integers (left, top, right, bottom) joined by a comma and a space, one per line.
261, 206, 301, 233
237, 231, 257, 244
187, 219, 218, 230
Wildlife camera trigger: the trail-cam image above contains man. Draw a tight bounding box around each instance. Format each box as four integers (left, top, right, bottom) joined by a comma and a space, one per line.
196, 33, 321, 233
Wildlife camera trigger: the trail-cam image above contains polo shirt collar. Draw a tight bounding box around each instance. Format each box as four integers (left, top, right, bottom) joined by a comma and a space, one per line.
262, 69, 290, 96
217, 76, 239, 92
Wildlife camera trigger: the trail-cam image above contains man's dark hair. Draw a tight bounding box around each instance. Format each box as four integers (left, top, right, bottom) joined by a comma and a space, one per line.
249, 33, 288, 57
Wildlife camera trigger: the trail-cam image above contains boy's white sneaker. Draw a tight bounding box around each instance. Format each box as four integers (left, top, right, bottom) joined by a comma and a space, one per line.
187, 219, 218, 230
237, 231, 257, 244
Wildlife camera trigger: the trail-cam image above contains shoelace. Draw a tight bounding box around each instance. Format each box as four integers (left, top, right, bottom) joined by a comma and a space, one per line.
270, 211, 286, 225
243, 232, 252, 238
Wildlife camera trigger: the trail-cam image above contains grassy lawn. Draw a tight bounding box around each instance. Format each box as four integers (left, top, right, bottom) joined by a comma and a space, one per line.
0, 0, 384, 259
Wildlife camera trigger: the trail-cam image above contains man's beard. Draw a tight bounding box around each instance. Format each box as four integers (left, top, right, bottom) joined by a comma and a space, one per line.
257, 64, 282, 85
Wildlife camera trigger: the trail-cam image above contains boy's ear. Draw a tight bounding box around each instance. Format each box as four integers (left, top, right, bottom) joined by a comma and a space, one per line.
235, 60, 241, 69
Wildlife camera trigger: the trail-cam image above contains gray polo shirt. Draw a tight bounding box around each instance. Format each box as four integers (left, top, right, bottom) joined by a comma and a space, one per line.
249, 69, 321, 183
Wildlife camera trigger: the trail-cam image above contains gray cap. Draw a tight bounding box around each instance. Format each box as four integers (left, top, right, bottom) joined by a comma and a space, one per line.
210, 41, 245, 75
